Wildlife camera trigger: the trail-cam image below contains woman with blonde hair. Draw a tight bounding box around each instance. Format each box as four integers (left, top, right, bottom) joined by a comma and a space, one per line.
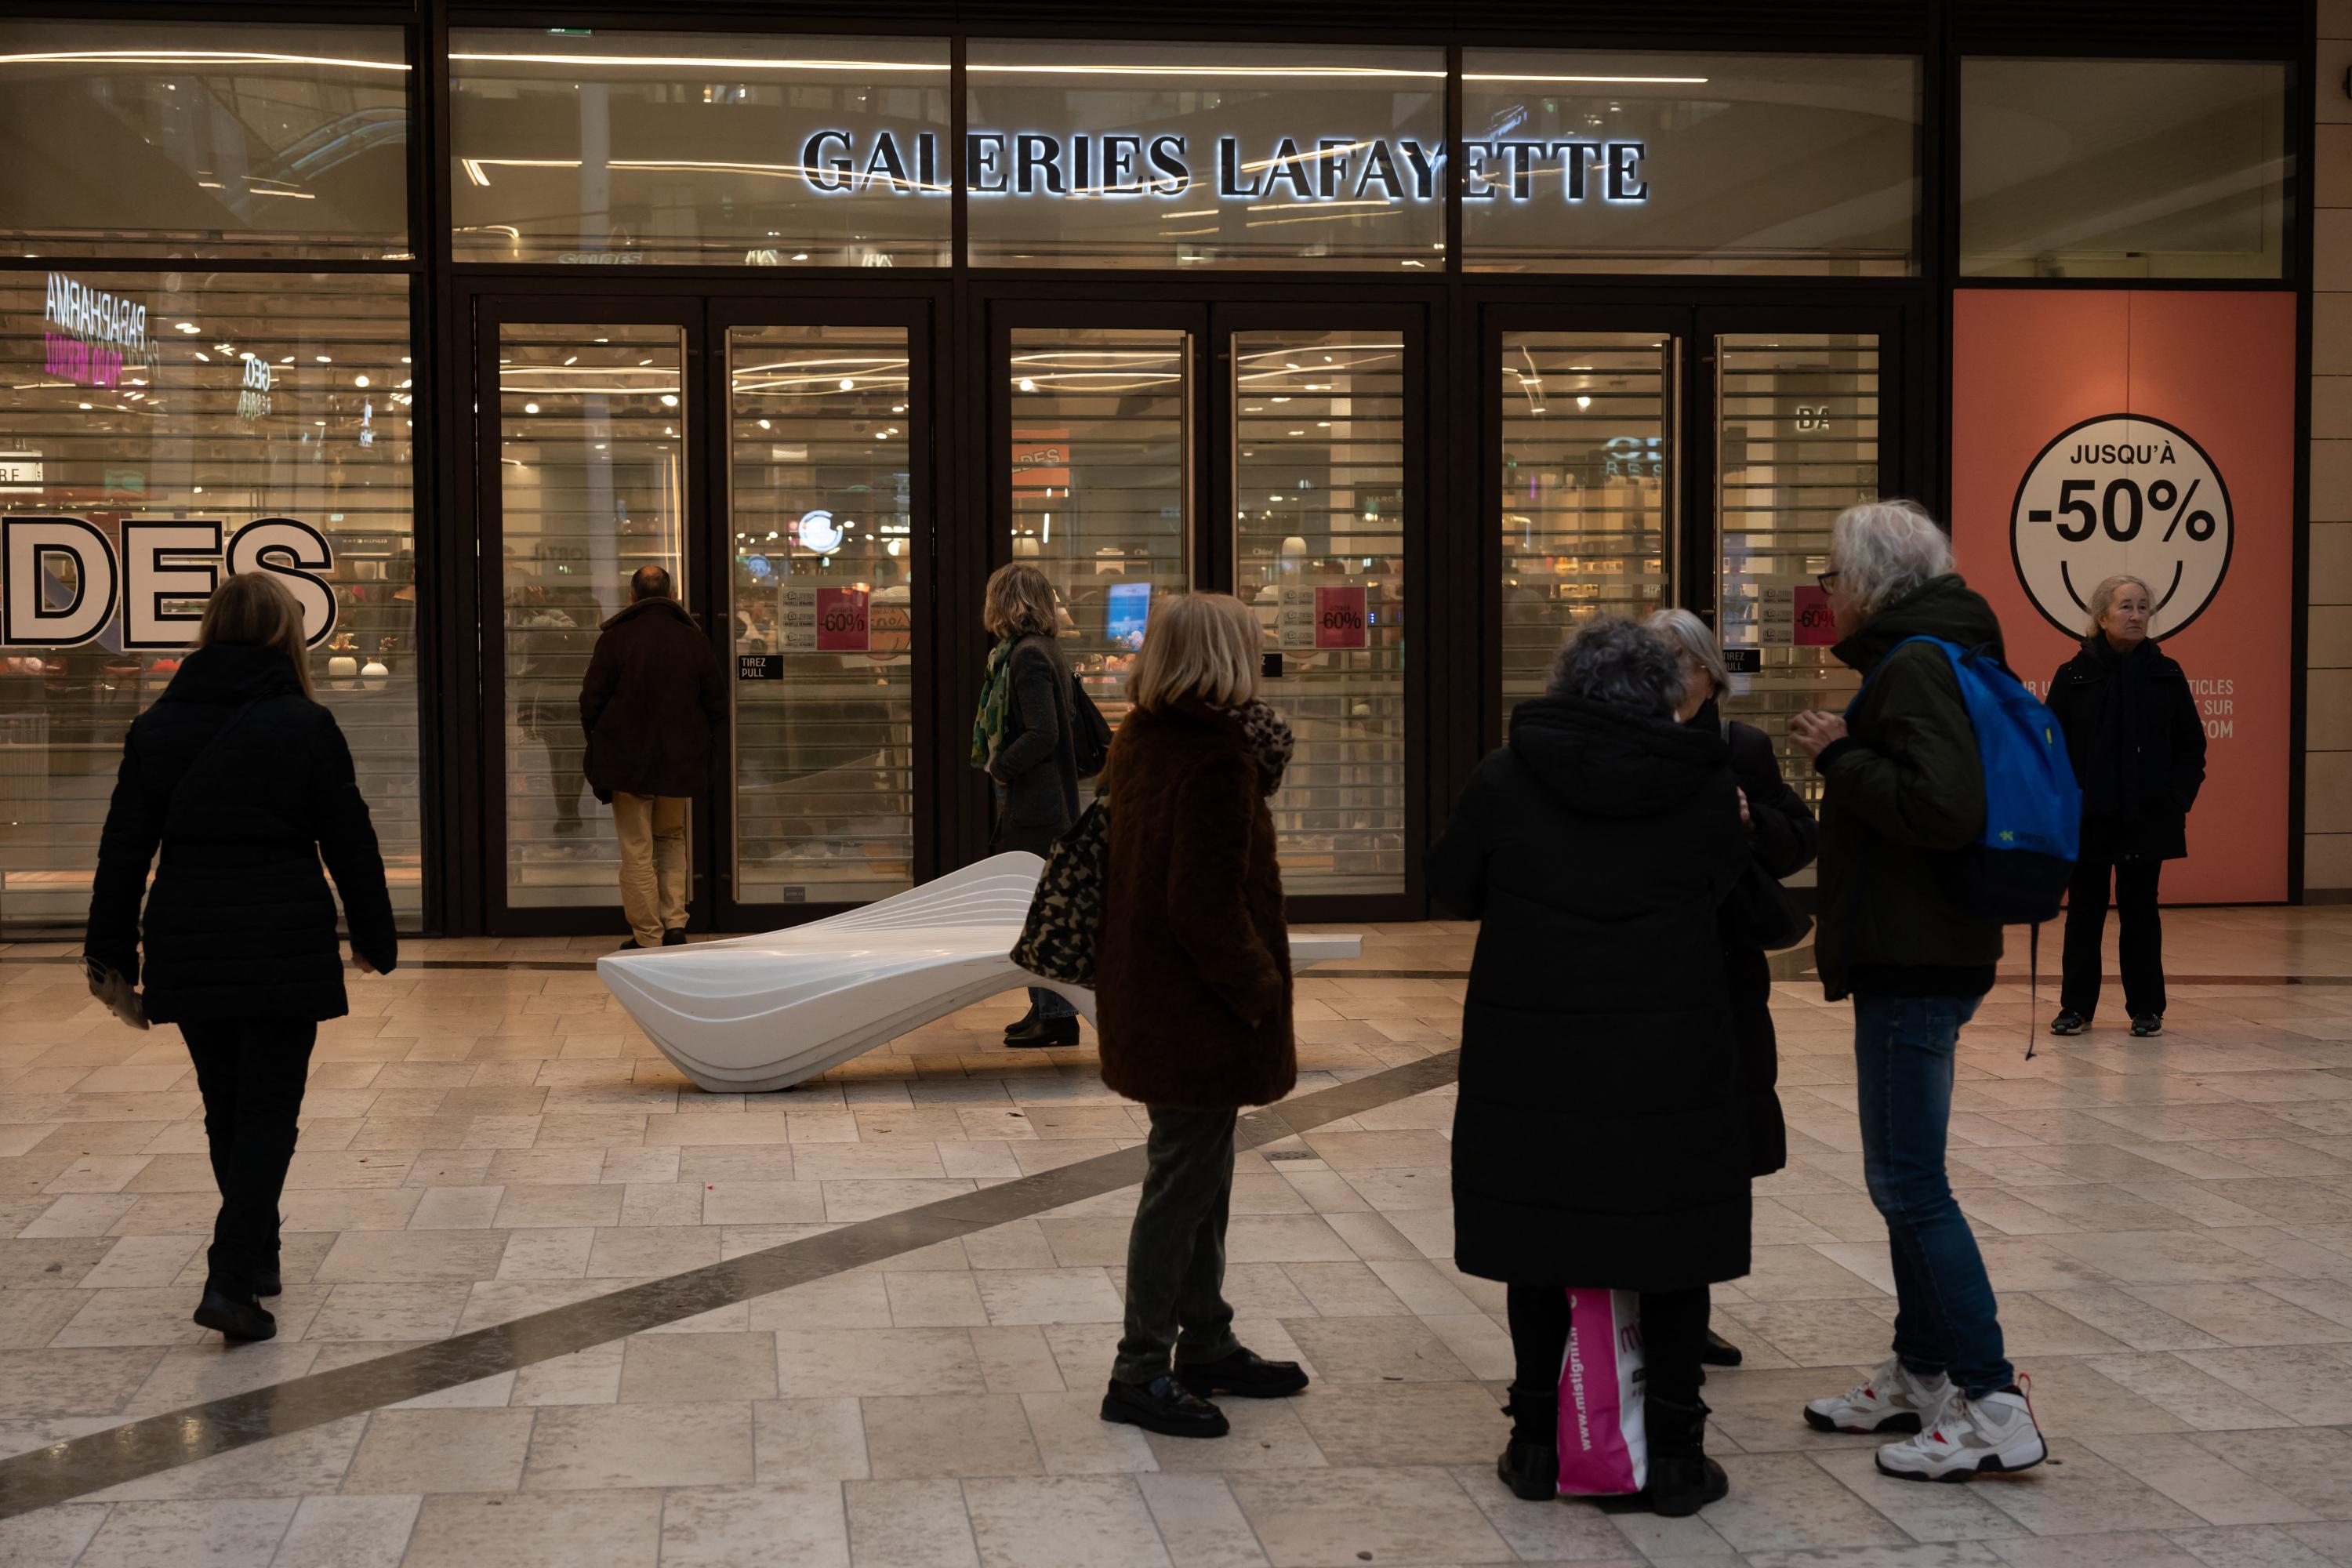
86, 572, 397, 1344
1092, 592, 1308, 1440
2045, 573, 2206, 1037
975, 561, 1083, 1046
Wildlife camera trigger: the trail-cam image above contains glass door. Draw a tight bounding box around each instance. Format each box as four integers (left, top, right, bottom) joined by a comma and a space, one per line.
485, 310, 696, 926
1708, 324, 1889, 825
719, 314, 928, 912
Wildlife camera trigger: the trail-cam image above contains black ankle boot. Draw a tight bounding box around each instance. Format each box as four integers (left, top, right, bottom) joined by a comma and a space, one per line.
1642, 1394, 1727, 1517
1497, 1438, 1558, 1501
193, 1282, 277, 1343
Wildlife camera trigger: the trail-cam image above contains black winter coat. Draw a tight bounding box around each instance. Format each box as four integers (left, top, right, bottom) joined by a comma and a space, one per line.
85, 643, 397, 1023
1428, 695, 1751, 1291
1693, 700, 1819, 1178
1094, 702, 1295, 1111
986, 635, 1080, 858
2045, 636, 2205, 863
1813, 575, 2005, 1002
579, 597, 725, 801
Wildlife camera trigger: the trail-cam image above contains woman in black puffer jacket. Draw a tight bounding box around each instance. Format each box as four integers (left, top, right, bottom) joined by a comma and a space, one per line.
85, 573, 397, 1344
2045, 574, 2207, 1039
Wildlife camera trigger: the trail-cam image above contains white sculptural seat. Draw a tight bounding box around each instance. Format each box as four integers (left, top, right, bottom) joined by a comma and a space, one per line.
597, 851, 1365, 1094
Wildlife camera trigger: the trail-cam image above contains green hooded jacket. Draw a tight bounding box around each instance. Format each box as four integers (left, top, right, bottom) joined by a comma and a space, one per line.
1813, 573, 2008, 1001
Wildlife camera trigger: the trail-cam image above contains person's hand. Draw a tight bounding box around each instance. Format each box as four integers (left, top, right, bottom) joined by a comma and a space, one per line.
1788, 710, 1847, 759
354, 953, 378, 975
1737, 786, 1752, 827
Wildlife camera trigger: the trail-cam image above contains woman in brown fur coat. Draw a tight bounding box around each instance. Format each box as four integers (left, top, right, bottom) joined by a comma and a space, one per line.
1093, 593, 1310, 1442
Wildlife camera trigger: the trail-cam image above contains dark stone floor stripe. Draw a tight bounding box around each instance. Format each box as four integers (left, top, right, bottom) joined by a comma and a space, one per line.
0, 1048, 1461, 1519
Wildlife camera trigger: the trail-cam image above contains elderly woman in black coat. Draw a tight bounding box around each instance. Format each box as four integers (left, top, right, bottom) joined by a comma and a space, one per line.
1648, 609, 1819, 1369
2045, 573, 2208, 1039
1429, 616, 1750, 1517
85, 572, 397, 1345
975, 562, 1084, 1047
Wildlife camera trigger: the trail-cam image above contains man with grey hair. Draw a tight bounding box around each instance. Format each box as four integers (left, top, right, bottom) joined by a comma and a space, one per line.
1784, 500, 2048, 1482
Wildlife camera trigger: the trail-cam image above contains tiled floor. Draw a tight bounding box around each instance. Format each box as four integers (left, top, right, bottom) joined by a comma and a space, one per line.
2, 907, 2352, 1567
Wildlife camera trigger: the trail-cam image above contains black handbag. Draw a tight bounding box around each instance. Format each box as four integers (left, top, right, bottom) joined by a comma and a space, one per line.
1011, 797, 1109, 987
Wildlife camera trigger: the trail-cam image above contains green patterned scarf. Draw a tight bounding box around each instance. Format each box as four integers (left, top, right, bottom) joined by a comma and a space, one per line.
970, 637, 1014, 770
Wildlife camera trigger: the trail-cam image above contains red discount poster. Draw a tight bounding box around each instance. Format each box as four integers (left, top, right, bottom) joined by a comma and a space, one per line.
1314, 586, 1368, 649
815, 586, 869, 652
1950, 290, 2294, 903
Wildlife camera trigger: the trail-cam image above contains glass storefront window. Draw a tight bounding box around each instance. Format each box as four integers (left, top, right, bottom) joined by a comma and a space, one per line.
0, 270, 420, 925
450, 31, 950, 267
1007, 327, 1192, 735
1715, 331, 1881, 852
730, 324, 916, 903
0, 22, 410, 261
497, 322, 686, 910
1461, 52, 1918, 275
1498, 332, 1675, 739
1960, 59, 2290, 280
967, 42, 1447, 270
1233, 330, 1407, 895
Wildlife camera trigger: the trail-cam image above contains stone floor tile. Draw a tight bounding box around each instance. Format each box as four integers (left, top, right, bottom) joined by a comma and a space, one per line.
1229, 1465, 1514, 1567
0, 1503, 111, 1568
1972, 1439, 2211, 1536
521, 1401, 755, 1490
1136, 1473, 1272, 1568
973, 1268, 1123, 1327
1809, 1448, 2031, 1542
775, 1327, 989, 1397
618, 1330, 779, 1402
1018, 1389, 1156, 1475
1140, 1392, 1330, 1473
2173, 1346, 2352, 1425
844, 1477, 982, 1568
271, 1494, 422, 1568
755, 1396, 872, 1483
1703, 1452, 1915, 1552
507, 1343, 624, 1408
659, 1483, 851, 1568
306, 1283, 471, 1343
861, 1392, 1044, 1479
748, 1272, 895, 1331
345, 1408, 535, 1494
964, 1475, 1171, 1568
398, 1489, 663, 1568
1287, 1380, 1501, 1467
2180, 1428, 2352, 1518
1283, 1316, 1475, 1383
77, 1497, 299, 1568
2171, 1525, 2347, 1568
2082, 1355, 2301, 1430
2078, 1434, 2321, 1526
1748, 1546, 2010, 1568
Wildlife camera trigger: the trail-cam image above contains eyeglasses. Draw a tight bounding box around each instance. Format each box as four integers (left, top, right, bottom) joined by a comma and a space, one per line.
1816, 570, 1842, 592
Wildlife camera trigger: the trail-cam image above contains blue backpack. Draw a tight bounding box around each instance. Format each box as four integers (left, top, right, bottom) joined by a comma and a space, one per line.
1853, 637, 2081, 926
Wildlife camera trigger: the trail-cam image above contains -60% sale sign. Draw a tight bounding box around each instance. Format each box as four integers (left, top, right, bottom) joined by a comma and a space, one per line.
2009, 413, 2233, 638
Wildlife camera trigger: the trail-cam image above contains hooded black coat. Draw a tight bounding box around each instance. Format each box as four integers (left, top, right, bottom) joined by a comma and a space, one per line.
579, 597, 726, 801
1692, 699, 1819, 1178
85, 642, 398, 1023
2045, 636, 2205, 863
1427, 695, 1751, 1291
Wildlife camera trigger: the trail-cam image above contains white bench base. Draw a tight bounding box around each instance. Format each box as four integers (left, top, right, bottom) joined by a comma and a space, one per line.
597, 852, 1363, 1094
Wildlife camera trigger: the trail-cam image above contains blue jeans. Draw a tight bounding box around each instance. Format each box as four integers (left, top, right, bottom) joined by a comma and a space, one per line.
1029, 986, 1076, 1021
1852, 993, 2014, 1399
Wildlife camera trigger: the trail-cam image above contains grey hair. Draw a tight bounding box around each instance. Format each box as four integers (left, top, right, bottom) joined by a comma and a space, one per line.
1644, 608, 1730, 701
1831, 499, 1953, 620
2084, 573, 2153, 637
1547, 615, 1686, 720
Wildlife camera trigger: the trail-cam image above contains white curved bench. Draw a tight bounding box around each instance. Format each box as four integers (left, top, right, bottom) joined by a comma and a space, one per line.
597, 851, 1364, 1094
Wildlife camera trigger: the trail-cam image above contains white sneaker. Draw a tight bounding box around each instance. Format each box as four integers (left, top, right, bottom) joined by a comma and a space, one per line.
1803, 1356, 1952, 1435
1875, 1385, 2048, 1481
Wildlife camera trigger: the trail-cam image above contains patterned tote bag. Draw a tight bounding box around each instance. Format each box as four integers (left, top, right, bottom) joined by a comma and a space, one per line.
1011, 797, 1109, 988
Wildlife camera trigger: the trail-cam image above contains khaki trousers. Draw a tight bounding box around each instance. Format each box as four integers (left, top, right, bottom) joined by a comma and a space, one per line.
612, 793, 689, 946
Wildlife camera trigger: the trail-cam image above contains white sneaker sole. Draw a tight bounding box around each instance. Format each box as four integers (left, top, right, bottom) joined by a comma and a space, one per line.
1875, 1431, 2049, 1483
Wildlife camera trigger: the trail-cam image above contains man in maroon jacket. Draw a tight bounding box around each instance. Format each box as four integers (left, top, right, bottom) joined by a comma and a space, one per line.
579, 565, 724, 949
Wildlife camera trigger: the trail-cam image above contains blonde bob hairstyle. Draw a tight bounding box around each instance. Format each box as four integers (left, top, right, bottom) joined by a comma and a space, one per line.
982, 562, 1060, 641
1124, 592, 1261, 713
2083, 573, 2154, 638
196, 572, 315, 699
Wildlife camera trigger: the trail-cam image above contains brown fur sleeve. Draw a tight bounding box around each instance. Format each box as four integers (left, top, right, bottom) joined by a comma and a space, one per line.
1164, 749, 1283, 1025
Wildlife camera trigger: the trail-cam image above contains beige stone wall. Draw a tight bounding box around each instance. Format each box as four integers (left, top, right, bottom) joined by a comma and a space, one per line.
2311, 6, 2352, 891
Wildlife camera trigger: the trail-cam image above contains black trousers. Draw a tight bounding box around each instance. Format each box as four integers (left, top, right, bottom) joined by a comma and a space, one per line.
180, 1018, 317, 1294
2060, 853, 2165, 1021
1112, 1106, 1243, 1385
1504, 1283, 1711, 1445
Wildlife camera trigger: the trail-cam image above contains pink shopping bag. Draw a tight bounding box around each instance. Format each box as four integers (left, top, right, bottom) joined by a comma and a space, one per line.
1555, 1286, 1648, 1497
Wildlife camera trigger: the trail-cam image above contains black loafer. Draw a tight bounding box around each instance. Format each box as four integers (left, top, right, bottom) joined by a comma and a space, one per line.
662, 929, 688, 947
1497, 1439, 1559, 1502
1003, 1016, 1080, 1049
193, 1284, 276, 1343
1101, 1375, 1229, 1439
616, 938, 644, 952
1700, 1330, 1743, 1367
1178, 1347, 1310, 1399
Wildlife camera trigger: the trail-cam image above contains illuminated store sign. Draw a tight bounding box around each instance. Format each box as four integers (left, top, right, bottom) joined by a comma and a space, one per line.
793, 130, 1650, 205
42, 272, 150, 390
1, 517, 336, 650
